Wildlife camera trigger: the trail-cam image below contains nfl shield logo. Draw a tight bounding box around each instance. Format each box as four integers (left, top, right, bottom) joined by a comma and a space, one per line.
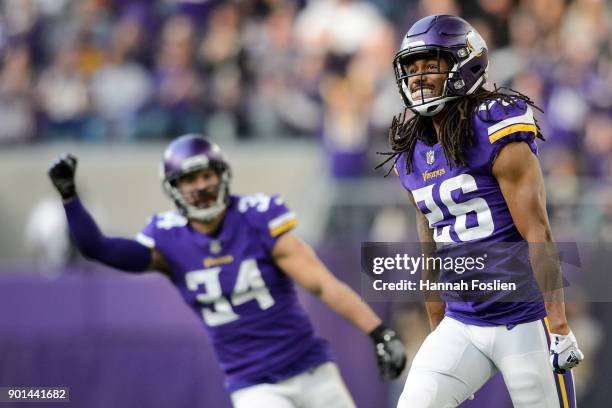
210, 240, 222, 254
426, 150, 435, 165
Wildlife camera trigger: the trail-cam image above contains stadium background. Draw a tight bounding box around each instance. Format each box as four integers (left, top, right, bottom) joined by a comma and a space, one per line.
0, 0, 610, 407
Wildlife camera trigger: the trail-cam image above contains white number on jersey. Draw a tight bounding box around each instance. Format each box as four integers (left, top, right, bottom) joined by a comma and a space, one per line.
238, 194, 271, 213
478, 98, 512, 112
185, 259, 275, 326
185, 267, 238, 326
156, 211, 188, 230
412, 174, 494, 243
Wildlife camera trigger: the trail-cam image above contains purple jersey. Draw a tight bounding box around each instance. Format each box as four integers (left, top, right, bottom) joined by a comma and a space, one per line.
136, 194, 331, 391
395, 99, 546, 326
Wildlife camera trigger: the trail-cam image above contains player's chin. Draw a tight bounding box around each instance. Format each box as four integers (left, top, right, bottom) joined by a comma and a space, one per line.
183, 194, 214, 207
193, 198, 217, 209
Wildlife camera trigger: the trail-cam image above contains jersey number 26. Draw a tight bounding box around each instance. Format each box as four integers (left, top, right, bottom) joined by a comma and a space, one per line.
412, 174, 494, 243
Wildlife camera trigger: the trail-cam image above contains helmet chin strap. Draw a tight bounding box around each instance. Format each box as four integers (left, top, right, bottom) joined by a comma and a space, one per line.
400, 68, 459, 117
406, 93, 459, 116
185, 200, 227, 223
412, 100, 447, 116
183, 183, 229, 223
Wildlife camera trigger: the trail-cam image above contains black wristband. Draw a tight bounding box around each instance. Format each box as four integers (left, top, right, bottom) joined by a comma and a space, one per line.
56, 180, 77, 200
369, 323, 390, 343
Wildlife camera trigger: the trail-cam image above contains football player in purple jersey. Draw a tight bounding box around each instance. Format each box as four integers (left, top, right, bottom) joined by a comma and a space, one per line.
377, 15, 584, 407
48, 135, 406, 408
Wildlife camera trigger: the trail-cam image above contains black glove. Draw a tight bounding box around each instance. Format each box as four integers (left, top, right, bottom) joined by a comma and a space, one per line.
369, 324, 407, 380
48, 153, 78, 200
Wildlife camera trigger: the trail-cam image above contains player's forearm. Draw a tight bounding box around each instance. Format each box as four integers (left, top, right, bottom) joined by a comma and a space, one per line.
421, 260, 444, 329
425, 301, 445, 330
544, 298, 569, 334
63, 197, 152, 272
414, 210, 444, 329
526, 230, 569, 334
528, 238, 563, 293
319, 278, 381, 334
422, 267, 445, 330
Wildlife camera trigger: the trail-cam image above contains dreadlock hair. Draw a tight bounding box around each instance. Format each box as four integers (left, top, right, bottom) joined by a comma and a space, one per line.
376, 85, 545, 177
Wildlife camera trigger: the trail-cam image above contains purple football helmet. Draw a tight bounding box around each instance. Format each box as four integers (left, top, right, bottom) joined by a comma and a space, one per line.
161, 134, 231, 222
394, 14, 488, 116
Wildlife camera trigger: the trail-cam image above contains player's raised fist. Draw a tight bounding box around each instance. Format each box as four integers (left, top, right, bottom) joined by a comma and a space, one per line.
369, 324, 407, 380
48, 153, 78, 200
550, 330, 584, 373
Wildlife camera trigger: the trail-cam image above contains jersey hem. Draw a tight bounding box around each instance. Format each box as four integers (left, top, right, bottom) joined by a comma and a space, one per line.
226, 354, 333, 392
445, 306, 546, 327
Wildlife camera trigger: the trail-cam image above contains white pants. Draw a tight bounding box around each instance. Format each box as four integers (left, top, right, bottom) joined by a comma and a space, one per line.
398, 317, 576, 408
230, 362, 356, 408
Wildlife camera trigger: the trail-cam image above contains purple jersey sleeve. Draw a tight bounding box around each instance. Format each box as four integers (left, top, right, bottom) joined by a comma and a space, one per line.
472, 98, 539, 171
238, 194, 297, 252
61, 197, 152, 272
137, 216, 157, 248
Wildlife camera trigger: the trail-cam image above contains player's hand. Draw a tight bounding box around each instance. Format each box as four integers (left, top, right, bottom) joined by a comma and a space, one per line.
48, 153, 78, 200
369, 324, 407, 380
550, 330, 584, 373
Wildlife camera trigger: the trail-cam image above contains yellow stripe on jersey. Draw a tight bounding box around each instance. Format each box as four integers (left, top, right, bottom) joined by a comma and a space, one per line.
544, 317, 570, 408
557, 374, 570, 408
393, 167, 399, 177
270, 219, 298, 237
488, 123, 537, 144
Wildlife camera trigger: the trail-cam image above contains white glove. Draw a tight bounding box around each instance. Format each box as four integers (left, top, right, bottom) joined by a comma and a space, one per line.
549, 330, 584, 373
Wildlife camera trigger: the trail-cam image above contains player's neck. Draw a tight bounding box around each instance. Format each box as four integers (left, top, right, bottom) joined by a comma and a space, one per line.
432, 115, 443, 142
189, 212, 226, 235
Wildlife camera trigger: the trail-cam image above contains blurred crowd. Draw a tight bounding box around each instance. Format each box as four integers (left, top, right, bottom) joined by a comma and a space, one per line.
0, 0, 396, 146
1, 0, 612, 236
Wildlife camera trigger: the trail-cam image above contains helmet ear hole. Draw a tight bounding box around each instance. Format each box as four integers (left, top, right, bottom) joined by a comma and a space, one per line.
470, 64, 482, 74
